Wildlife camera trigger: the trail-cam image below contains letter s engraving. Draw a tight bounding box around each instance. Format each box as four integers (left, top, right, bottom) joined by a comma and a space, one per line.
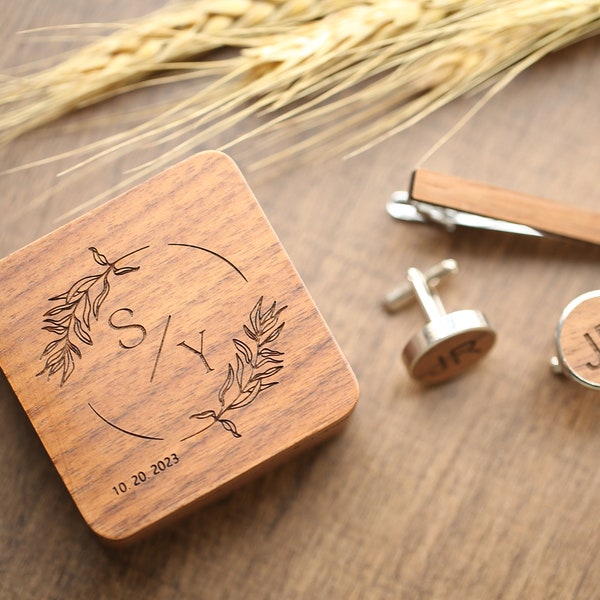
108, 308, 147, 349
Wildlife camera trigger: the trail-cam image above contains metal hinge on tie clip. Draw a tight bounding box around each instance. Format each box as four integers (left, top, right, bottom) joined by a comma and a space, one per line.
387, 169, 600, 244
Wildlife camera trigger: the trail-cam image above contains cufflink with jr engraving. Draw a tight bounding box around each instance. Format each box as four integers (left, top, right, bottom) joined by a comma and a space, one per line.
551, 290, 600, 390
384, 259, 496, 385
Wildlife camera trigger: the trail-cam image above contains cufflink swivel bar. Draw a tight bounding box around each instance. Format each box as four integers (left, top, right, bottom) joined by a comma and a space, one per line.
383, 258, 458, 312
388, 169, 600, 245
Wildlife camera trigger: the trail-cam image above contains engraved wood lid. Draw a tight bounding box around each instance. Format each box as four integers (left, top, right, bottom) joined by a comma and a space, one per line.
0, 151, 358, 543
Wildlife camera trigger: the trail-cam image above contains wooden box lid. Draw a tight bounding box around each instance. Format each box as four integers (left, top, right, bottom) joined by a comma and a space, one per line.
0, 152, 358, 543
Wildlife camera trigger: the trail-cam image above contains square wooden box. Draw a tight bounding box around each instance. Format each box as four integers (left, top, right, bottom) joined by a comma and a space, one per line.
0, 152, 358, 543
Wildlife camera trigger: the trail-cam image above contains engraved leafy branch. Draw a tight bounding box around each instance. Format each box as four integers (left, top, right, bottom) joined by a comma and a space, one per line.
38, 245, 147, 385
185, 296, 286, 440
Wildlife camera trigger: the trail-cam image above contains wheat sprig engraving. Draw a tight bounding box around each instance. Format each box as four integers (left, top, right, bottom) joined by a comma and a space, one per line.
184, 296, 286, 441
38, 245, 148, 385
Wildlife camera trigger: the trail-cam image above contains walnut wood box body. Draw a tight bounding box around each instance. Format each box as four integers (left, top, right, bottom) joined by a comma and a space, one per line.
0, 152, 358, 543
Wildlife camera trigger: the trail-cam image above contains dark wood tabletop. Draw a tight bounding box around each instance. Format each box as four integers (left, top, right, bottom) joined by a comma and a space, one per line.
1, 2, 599, 598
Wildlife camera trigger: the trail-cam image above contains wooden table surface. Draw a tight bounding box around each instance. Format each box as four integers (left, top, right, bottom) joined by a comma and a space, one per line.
1, 2, 599, 599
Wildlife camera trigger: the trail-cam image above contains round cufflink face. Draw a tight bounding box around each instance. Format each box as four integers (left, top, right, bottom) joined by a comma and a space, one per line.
402, 309, 496, 385
555, 290, 600, 390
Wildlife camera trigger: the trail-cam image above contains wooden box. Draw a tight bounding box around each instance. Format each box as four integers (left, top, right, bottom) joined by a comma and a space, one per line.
0, 152, 358, 543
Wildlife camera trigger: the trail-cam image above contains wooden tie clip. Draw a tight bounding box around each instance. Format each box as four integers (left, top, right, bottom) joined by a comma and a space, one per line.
388, 168, 600, 245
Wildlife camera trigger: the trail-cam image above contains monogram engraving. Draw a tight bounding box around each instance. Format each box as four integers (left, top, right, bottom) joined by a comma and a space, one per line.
37, 244, 286, 443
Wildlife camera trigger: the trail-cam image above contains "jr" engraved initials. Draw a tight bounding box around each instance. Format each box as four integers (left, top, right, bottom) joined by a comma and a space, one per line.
430, 339, 481, 376
583, 327, 600, 370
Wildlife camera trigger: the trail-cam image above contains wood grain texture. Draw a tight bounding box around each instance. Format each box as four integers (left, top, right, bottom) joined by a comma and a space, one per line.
0, 151, 358, 543
1, 2, 599, 598
411, 168, 600, 244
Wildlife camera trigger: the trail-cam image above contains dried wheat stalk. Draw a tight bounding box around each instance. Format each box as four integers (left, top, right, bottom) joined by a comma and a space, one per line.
0, 0, 356, 143
2, 0, 599, 206
247, 0, 600, 163
51, 0, 478, 179
69, 0, 598, 179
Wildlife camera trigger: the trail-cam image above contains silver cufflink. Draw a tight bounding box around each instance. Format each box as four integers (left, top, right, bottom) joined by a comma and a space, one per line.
384, 259, 496, 385
551, 290, 600, 390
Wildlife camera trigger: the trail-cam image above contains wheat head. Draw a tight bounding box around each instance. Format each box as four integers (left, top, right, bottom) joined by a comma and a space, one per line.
0, 0, 357, 143
63, 0, 469, 180
2, 0, 600, 212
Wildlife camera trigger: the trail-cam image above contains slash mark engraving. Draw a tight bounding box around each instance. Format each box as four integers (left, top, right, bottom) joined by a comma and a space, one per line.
150, 315, 172, 383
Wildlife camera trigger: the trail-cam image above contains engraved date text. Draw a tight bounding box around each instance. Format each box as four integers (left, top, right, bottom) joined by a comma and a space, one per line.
111, 453, 180, 496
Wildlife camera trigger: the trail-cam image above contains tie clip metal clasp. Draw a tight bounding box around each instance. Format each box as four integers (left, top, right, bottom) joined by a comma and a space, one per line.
387, 169, 600, 245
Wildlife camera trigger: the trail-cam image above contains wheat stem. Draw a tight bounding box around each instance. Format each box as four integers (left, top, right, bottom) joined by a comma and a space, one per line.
2, 0, 599, 217
0, 0, 358, 143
